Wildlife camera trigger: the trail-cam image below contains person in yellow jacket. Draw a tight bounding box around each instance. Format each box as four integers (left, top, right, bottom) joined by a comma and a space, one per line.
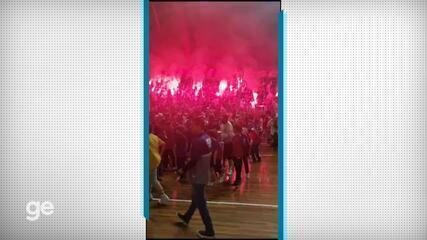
149, 126, 170, 205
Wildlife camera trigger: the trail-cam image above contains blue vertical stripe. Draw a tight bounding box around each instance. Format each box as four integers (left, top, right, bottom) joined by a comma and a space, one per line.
141, 0, 150, 219
278, 10, 287, 240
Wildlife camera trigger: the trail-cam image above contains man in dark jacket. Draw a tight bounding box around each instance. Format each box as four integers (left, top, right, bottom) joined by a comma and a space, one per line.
176, 116, 215, 239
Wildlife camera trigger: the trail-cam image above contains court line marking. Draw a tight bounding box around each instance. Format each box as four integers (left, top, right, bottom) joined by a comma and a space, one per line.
152, 198, 278, 208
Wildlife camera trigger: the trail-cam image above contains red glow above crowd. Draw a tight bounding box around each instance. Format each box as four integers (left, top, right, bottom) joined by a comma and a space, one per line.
149, 2, 279, 94
148, 74, 277, 103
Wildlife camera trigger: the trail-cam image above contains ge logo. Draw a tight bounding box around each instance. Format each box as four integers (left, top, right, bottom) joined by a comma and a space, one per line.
26, 201, 54, 221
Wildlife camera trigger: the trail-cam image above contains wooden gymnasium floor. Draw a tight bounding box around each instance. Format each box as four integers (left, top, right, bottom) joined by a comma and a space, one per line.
147, 144, 278, 239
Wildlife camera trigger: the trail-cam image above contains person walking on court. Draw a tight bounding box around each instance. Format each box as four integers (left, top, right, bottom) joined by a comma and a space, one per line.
231, 125, 245, 186
177, 116, 215, 239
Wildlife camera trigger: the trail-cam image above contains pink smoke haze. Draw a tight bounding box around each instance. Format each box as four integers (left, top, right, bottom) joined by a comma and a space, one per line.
150, 2, 279, 91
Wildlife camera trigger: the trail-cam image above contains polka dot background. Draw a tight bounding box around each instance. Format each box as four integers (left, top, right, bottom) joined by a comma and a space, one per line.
1, 1, 145, 239
284, 0, 425, 239
0, 0, 425, 239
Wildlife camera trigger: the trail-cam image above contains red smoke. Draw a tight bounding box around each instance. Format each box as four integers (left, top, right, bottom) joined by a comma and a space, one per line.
150, 2, 279, 90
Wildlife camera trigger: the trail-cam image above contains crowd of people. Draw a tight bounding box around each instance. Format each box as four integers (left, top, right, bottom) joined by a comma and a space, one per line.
148, 76, 278, 238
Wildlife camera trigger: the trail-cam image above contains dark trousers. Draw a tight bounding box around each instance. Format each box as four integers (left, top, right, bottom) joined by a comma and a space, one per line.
233, 157, 242, 183
176, 155, 186, 170
179, 159, 193, 179
183, 184, 214, 234
214, 157, 223, 175
161, 149, 175, 169
223, 142, 233, 164
243, 154, 249, 174
251, 143, 261, 162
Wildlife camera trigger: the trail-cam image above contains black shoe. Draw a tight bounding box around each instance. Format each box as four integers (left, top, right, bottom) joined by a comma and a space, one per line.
176, 212, 189, 226
232, 181, 241, 186
177, 175, 187, 183
197, 230, 215, 239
